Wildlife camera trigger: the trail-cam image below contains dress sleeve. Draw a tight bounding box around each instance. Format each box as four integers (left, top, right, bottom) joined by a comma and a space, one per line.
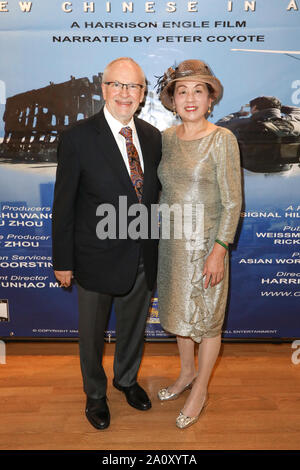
215, 130, 242, 244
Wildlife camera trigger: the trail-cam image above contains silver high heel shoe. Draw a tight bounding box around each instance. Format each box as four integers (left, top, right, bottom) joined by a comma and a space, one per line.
176, 395, 209, 429
157, 379, 195, 402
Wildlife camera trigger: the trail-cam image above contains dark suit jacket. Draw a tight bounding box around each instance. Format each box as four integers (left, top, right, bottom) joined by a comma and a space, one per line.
52, 108, 162, 295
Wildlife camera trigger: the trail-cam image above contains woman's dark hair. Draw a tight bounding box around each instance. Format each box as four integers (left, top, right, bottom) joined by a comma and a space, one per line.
206, 83, 216, 100
167, 82, 176, 100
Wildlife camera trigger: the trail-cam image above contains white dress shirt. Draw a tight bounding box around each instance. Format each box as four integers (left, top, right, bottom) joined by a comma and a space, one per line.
103, 105, 144, 174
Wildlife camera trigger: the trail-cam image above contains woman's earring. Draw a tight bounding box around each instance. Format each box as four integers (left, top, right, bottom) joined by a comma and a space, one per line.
173, 107, 177, 116
207, 105, 211, 114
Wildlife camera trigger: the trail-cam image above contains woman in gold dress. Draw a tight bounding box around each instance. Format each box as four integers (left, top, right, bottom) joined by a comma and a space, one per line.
157, 60, 242, 429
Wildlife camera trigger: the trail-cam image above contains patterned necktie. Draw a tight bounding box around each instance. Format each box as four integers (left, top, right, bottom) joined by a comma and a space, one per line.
119, 126, 144, 203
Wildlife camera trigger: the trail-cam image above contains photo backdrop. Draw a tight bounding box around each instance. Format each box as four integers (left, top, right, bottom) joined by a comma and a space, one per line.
0, 0, 299, 339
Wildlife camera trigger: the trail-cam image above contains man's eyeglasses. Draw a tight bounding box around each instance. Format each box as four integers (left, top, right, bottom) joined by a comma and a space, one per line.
104, 81, 144, 92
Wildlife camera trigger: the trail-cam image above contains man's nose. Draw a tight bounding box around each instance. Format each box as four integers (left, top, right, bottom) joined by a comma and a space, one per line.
120, 85, 130, 96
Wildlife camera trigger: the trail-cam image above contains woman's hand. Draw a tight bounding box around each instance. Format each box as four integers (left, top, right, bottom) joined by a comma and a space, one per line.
202, 242, 227, 289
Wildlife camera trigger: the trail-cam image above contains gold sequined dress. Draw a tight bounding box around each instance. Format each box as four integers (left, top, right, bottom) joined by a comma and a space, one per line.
157, 126, 242, 343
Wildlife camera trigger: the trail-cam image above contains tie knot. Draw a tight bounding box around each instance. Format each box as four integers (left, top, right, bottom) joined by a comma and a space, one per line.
119, 126, 133, 140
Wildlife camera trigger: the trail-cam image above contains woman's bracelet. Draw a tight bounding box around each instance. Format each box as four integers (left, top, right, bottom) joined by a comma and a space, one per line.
215, 239, 229, 251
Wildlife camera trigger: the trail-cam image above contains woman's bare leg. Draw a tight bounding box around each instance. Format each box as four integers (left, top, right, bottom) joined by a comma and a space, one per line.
167, 335, 197, 394
181, 334, 221, 417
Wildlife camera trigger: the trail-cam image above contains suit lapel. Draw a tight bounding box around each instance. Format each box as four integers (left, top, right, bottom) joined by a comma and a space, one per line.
91, 109, 138, 203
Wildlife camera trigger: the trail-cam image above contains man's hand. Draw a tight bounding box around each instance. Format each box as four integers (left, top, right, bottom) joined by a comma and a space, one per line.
54, 270, 73, 288
202, 242, 227, 289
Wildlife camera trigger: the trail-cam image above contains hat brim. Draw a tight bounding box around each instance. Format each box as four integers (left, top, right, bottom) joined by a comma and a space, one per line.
160, 74, 223, 111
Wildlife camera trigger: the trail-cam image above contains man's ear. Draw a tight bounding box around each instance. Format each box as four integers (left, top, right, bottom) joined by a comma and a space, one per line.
101, 83, 107, 100
139, 88, 145, 104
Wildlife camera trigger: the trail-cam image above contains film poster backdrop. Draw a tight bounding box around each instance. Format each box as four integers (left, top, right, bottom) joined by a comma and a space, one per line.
0, 0, 299, 340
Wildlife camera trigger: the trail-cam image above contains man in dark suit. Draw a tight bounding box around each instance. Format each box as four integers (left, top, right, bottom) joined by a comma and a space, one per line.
52, 58, 161, 430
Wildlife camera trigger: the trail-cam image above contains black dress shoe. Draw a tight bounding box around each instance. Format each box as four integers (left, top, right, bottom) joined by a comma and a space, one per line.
85, 396, 110, 430
113, 380, 152, 411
